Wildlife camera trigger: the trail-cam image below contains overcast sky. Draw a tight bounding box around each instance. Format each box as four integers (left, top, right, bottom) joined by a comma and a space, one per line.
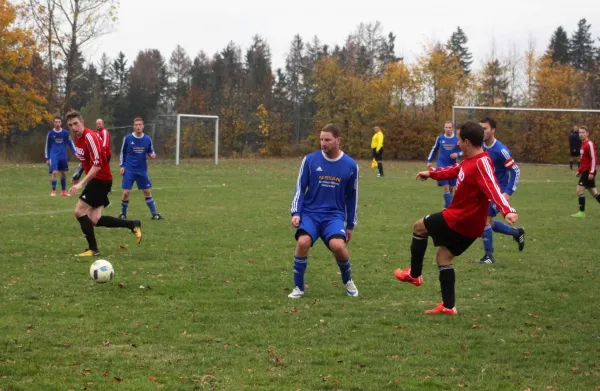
86, 0, 600, 71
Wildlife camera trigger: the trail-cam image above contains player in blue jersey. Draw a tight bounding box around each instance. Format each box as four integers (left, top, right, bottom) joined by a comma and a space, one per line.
479, 117, 525, 264
45, 117, 76, 196
118, 118, 163, 220
288, 123, 359, 299
427, 121, 462, 207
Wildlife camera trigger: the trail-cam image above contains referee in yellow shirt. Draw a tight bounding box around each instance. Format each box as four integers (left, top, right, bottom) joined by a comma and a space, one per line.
371, 126, 384, 177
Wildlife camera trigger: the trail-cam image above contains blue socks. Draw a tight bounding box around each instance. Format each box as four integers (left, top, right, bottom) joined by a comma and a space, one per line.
121, 200, 129, 216
145, 197, 157, 215
482, 224, 494, 256
51, 179, 57, 191
337, 259, 352, 284
443, 191, 452, 208
60, 177, 66, 191
492, 220, 519, 236
293, 256, 308, 291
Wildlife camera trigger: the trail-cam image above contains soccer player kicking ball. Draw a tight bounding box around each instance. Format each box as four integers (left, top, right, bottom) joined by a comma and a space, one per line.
66, 111, 142, 256
394, 121, 518, 315
571, 125, 600, 217
118, 117, 163, 220
288, 124, 359, 299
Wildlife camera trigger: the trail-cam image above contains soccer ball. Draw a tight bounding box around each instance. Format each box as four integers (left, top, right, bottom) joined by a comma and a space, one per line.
89, 259, 114, 283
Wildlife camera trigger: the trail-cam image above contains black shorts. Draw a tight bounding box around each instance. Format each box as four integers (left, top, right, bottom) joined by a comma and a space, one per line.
423, 212, 476, 256
372, 148, 383, 161
80, 179, 112, 208
578, 171, 596, 189
570, 149, 580, 158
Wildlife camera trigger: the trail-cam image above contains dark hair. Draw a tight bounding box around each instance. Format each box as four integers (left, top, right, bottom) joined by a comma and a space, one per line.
65, 110, 82, 122
134, 117, 144, 123
321, 123, 341, 138
480, 116, 497, 130
458, 121, 484, 147
54, 116, 61, 121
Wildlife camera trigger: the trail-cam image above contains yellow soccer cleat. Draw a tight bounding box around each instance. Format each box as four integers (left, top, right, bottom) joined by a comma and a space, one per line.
132, 220, 142, 244
77, 249, 100, 257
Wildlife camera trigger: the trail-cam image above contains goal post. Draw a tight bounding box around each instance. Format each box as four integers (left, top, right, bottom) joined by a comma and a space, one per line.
175, 114, 220, 166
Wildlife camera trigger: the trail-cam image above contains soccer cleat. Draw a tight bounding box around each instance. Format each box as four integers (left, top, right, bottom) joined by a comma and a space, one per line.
151, 213, 164, 220
424, 303, 457, 315
571, 211, 585, 218
479, 255, 495, 264
393, 268, 423, 286
118, 213, 127, 219
77, 249, 100, 257
288, 287, 304, 299
345, 280, 359, 297
132, 220, 142, 244
50, 190, 57, 196
513, 228, 525, 251
61, 191, 70, 197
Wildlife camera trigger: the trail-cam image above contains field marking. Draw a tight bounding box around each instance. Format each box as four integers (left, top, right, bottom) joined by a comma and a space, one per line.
3, 209, 74, 217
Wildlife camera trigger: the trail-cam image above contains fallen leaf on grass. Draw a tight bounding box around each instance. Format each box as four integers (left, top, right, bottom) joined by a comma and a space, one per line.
523, 352, 531, 357
528, 313, 540, 318
119, 284, 125, 288
247, 259, 256, 264
273, 356, 285, 366
111, 376, 123, 383
546, 387, 555, 390
289, 308, 297, 313
117, 245, 127, 250
472, 324, 479, 329
103, 371, 109, 377
459, 381, 465, 387
149, 376, 157, 382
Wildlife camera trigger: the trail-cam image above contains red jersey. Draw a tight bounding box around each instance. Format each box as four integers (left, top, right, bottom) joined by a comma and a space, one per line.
74, 128, 112, 181
97, 128, 112, 157
578, 139, 596, 175
429, 152, 516, 238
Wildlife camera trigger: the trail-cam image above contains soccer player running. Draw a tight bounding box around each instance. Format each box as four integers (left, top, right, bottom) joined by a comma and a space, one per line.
571, 125, 600, 217
96, 118, 112, 163
66, 111, 142, 256
118, 117, 163, 220
45, 117, 76, 196
479, 117, 525, 264
371, 126, 384, 177
427, 121, 462, 208
394, 121, 518, 315
288, 123, 359, 298
569, 125, 582, 170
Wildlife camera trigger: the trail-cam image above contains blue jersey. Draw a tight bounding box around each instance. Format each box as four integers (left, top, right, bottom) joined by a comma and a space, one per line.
291, 151, 359, 229
427, 134, 462, 167
45, 129, 76, 161
483, 139, 520, 195
119, 133, 155, 174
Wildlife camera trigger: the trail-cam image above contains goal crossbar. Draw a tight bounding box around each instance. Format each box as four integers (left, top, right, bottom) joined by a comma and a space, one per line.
175, 114, 220, 165
452, 106, 600, 127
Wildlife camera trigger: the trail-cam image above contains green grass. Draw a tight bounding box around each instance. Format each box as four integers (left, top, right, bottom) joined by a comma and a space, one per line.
0, 159, 598, 391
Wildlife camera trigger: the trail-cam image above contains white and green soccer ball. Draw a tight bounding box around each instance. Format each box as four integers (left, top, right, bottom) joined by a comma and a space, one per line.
89, 259, 114, 283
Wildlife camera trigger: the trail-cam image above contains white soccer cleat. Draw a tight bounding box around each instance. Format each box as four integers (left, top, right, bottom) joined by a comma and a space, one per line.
345, 280, 359, 297
287, 286, 304, 299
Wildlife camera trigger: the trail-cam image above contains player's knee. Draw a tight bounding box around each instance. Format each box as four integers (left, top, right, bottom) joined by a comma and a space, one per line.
413, 219, 427, 236
296, 235, 312, 250
143, 190, 152, 197
328, 238, 346, 253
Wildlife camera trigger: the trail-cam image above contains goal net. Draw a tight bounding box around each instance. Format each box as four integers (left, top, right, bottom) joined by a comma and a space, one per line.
452, 106, 600, 164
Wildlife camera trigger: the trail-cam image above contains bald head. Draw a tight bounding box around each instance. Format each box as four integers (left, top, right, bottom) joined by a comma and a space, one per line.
95, 119, 104, 131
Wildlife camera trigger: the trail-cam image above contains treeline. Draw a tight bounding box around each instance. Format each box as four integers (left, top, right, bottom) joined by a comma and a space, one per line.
2, 0, 600, 162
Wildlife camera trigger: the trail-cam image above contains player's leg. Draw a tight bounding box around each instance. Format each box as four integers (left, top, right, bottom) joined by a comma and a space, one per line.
120, 172, 134, 219
74, 199, 98, 256
442, 183, 452, 208
394, 216, 429, 285
572, 174, 587, 217
376, 148, 384, 177
423, 247, 458, 315
588, 185, 600, 204
289, 215, 317, 298
490, 201, 525, 251
322, 218, 357, 297
480, 205, 495, 264
49, 158, 58, 195
58, 159, 69, 195
136, 173, 160, 219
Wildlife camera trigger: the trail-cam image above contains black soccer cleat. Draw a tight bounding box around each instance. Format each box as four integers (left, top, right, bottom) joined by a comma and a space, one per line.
513, 228, 525, 252
151, 213, 164, 220
118, 213, 127, 219
479, 254, 495, 264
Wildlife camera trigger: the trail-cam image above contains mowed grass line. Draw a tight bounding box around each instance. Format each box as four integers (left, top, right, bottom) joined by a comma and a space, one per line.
0, 159, 598, 390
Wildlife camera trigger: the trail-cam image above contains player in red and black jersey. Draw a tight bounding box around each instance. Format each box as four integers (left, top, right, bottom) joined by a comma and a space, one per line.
572, 125, 600, 218
394, 121, 518, 315
66, 111, 142, 256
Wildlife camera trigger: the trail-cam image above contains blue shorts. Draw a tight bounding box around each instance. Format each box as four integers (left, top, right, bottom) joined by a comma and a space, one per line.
488, 201, 499, 217
122, 172, 152, 190
437, 179, 457, 187
295, 214, 347, 246
48, 158, 68, 173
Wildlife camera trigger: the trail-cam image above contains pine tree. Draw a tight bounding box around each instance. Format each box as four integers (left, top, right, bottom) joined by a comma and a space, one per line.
478, 59, 510, 106
446, 26, 473, 75
546, 26, 570, 65
569, 18, 595, 71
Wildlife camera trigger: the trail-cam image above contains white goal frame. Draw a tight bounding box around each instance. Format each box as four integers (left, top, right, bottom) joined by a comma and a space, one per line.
175, 114, 220, 165
452, 106, 600, 128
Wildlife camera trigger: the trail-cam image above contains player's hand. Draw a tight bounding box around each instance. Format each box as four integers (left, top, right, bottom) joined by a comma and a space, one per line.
502, 193, 511, 201
149, 153, 157, 159
450, 153, 458, 159
120, 167, 125, 176
345, 229, 353, 243
576, 171, 581, 177
68, 183, 82, 196
46, 160, 50, 166
291, 216, 300, 228
71, 179, 78, 184
426, 162, 433, 168
504, 212, 518, 225
589, 173, 595, 180
415, 171, 431, 181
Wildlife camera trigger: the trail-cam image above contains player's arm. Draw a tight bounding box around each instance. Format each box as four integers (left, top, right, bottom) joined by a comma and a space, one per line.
501, 148, 519, 195
68, 134, 103, 194
426, 163, 461, 181
45, 132, 52, 163
290, 156, 310, 224
147, 137, 157, 159
345, 164, 359, 234
589, 142, 596, 176
119, 136, 128, 175
476, 158, 517, 221
67, 134, 77, 155
427, 136, 440, 167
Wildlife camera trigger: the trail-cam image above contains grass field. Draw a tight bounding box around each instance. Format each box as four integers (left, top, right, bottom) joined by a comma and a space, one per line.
0, 159, 598, 391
